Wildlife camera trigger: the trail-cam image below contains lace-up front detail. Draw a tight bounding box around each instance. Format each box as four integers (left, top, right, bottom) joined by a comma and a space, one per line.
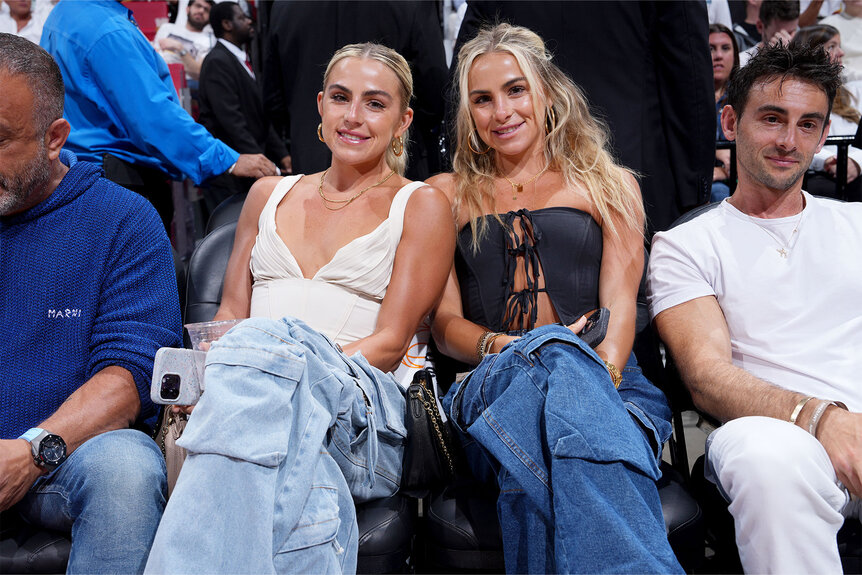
501, 210, 546, 331
456, 206, 603, 333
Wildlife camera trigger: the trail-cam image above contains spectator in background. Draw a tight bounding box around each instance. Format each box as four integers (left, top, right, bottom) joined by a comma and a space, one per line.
709, 0, 734, 28
711, 23, 741, 201
198, 2, 289, 211
0, 33, 179, 573
0, 0, 51, 44
799, 0, 843, 25
261, 1, 448, 181
792, 24, 862, 199
155, 0, 215, 84
739, 0, 800, 66
822, 0, 862, 81
453, 0, 715, 234
732, 0, 764, 51
41, 0, 278, 232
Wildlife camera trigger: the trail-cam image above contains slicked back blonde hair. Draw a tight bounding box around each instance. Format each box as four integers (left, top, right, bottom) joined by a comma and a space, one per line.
452, 24, 644, 247
323, 43, 413, 175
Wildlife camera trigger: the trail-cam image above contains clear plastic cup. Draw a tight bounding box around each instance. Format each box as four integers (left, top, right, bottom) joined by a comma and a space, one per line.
184, 319, 244, 351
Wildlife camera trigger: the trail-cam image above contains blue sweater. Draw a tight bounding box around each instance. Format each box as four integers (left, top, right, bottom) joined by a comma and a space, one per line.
0, 151, 182, 439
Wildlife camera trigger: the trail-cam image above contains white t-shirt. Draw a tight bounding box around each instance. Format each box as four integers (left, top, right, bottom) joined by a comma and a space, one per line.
154, 22, 215, 66
647, 192, 862, 411
0, 8, 49, 44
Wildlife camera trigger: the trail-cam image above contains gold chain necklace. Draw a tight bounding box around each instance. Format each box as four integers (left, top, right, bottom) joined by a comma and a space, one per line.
317, 168, 396, 211
502, 163, 549, 200
743, 195, 806, 258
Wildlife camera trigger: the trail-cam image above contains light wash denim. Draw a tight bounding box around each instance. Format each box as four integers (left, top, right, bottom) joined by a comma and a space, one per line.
444, 324, 683, 574
145, 317, 406, 575
13, 429, 167, 574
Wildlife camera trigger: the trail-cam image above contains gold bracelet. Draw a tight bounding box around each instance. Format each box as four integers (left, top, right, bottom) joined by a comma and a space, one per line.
604, 361, 622, 388
789, 396, 816, 426
483, 333, 504, 357
476, 331, 494, 361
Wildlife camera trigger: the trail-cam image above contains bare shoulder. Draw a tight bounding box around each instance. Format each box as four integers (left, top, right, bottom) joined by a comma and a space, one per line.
245, 176, 284, 213
424, 172, 457, 203
405, 181, 453, 220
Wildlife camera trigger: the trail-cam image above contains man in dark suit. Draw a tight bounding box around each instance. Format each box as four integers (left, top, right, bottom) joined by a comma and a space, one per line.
198, 1, 289, 209
453, 1, 715, 234
260, 1, 448, 180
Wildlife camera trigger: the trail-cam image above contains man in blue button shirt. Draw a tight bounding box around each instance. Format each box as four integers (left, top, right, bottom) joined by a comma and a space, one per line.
40, 0, 279, 228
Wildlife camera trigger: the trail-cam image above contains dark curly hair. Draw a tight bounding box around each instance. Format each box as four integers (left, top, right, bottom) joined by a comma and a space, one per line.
726, 41, 842, 122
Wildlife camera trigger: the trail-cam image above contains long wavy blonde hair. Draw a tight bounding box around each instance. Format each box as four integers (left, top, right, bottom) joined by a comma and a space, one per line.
322, 43, 413, 176
451, 24, 644, 247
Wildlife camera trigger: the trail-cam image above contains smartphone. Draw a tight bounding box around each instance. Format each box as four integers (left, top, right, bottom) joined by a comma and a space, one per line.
150, 348, 207, 405
579, 308, 610, 348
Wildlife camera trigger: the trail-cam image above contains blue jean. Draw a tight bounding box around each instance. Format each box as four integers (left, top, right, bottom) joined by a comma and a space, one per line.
145, 317, 406, 575
444, 324, 683, 574
13, 429, 167, 575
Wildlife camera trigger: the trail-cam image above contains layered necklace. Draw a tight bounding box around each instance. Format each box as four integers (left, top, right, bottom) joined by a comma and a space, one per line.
502, 163, 549, 200
743, 194, 806, 258
317, 168, 396, 211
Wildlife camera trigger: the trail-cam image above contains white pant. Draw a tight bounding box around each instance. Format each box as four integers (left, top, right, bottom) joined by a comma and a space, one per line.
706, 416, 856, 574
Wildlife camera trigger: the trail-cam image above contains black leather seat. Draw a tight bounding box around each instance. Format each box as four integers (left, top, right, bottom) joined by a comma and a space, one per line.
204, 192, 247, 236
183, 221, 415, 574
0, 511, 70, 575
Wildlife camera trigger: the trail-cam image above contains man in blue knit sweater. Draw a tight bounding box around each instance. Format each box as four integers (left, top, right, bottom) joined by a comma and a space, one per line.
0, 34, 181, 573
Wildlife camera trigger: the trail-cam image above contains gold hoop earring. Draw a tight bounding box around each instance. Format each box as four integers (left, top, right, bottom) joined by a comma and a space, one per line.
391, 136, 404, 157
467, 132, 490, 155
546, 106, 557, 134
317, 123, 325, 143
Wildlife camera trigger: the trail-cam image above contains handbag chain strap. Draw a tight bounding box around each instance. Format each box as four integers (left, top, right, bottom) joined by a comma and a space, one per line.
416, 373, 455, 474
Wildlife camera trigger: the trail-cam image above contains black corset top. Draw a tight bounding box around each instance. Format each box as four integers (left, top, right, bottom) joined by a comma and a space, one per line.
455, 207, 602, 333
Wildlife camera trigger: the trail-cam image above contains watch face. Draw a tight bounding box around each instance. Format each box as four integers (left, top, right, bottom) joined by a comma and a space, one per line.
40, 435, 67, 465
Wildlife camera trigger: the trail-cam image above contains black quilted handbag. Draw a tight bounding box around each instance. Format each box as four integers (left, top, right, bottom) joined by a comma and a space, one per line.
400, 367, 458, 492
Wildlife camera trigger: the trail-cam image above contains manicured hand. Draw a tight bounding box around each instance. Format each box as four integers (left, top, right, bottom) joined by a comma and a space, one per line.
565, 314, 588, 336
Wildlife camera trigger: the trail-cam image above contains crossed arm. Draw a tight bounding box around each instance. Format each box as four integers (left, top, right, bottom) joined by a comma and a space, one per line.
655, 295, 862, 496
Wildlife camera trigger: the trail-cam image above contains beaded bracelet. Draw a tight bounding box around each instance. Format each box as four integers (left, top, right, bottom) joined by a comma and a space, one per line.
476, 331, 503, 361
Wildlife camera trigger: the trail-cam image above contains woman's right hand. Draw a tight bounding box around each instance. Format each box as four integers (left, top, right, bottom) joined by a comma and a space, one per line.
171, 405, 194, 416
565, 314, 588, 337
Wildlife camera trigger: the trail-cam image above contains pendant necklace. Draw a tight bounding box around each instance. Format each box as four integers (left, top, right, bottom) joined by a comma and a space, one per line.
502, 163, 549, 200
744, 195, 806, 258
318, 168, 396, 211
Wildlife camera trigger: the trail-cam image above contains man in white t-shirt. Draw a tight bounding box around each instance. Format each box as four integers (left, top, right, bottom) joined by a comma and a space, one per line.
648, 43, 862, 573
154, 0, 215, 82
